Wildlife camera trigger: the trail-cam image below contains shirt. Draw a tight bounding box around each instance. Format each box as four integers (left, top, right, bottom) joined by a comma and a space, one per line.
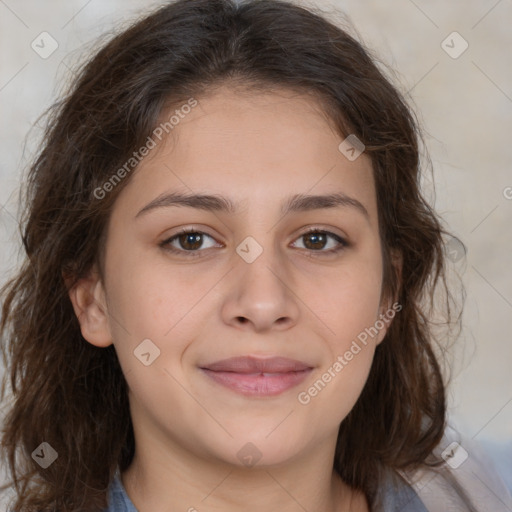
104, 469, 429, 512
104, 427, 512, 512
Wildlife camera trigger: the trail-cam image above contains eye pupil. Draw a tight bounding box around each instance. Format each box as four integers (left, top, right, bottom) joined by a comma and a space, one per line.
180, 233, 202, 250
304, 232, 326, 250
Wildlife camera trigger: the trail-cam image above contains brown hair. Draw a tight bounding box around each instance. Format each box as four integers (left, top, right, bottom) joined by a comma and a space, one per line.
1, 0, 467, 510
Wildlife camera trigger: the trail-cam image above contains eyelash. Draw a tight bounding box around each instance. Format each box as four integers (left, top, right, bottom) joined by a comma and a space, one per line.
159, 226, 349, 258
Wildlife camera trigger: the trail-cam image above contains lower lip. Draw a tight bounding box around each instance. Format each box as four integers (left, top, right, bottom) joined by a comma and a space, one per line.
200, 368, 312, 397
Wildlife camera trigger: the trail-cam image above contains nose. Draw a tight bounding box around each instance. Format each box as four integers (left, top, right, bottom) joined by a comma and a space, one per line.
220, 244, 300, 333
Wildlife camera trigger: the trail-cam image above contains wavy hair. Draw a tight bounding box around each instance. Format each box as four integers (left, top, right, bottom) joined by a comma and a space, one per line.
0, 0, 467, 510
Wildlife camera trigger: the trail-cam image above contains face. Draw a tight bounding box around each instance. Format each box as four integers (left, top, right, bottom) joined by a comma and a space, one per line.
71, 84, 396, 470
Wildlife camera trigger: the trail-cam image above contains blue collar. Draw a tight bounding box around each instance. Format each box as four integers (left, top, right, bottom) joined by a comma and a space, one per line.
104, 467, 428, 512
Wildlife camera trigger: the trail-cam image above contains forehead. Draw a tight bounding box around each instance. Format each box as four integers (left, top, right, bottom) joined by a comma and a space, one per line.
116, 85, 378, 226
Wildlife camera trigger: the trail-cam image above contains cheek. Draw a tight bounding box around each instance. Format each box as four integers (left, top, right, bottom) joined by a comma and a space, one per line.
105, 265, 202, 405
312, 256, 383, 345
104, 249, 202, 359
300, 257, 383, 411
298, 294, 380, 427
329, 278, 382, 345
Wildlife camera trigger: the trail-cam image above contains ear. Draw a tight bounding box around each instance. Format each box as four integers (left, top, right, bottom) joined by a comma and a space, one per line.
375, 248, 403, 345
65, 266, 113, 348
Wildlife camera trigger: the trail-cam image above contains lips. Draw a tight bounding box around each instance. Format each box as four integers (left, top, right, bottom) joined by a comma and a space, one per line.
200, 356, 312, 373
199, 356, 313, 397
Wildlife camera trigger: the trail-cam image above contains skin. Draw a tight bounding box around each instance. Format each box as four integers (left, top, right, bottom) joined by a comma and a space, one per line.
69, 84, 400, 512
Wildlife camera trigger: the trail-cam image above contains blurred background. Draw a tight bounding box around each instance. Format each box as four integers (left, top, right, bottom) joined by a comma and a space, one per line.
0, 0, 511, 508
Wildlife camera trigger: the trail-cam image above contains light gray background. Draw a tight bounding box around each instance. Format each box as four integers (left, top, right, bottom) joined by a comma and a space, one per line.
0, 0, 511, 507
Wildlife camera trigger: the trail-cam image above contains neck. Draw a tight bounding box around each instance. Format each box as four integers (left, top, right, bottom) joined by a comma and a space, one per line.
121, 446, 366, 512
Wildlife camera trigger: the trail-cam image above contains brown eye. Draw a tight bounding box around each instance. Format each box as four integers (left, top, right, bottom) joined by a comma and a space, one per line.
292, 229, 348, 255
303, 232, 328, 250
160, 229, 219, 257
175, 232, 203, 251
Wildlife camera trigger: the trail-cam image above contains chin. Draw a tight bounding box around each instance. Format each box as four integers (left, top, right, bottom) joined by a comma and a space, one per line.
207, 429, 307, 469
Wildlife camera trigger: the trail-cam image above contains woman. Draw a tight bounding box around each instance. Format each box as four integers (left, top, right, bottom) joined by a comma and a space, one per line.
1, 1, 510, 510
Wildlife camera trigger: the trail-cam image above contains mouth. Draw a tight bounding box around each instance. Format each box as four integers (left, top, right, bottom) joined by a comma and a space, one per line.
199, 356, 313, 397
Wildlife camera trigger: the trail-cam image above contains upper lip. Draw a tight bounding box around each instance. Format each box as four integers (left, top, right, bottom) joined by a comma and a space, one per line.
200, 356, 312, 373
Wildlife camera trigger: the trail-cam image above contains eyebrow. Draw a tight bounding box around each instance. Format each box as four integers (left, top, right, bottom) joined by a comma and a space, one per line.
135, 191, 370, 222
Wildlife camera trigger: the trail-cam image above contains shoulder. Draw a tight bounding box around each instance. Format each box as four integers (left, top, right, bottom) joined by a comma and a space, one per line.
103, 470, 138, 512
373, 467, 430, 511
396, 425, 512, 511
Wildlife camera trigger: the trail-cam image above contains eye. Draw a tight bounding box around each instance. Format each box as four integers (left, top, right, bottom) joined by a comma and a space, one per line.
160, 228, 219, 257
291, 227, 348, 255
159, 226, 349, 257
